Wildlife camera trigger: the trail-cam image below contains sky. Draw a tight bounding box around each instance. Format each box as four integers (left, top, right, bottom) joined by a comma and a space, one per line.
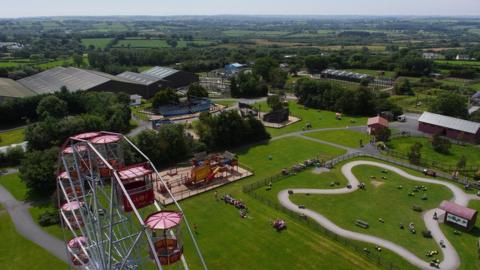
1, 0, 480, 18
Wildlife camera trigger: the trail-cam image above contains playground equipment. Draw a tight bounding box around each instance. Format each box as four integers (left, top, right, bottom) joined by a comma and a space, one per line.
57, 131, 207, 270
188, 151, 238, 185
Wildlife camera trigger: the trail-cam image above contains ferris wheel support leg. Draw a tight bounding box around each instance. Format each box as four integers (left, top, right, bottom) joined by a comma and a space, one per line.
106, 180, 116, 270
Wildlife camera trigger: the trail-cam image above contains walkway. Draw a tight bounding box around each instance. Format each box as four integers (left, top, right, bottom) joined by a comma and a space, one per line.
278, 160, 478, 270
0, 170, 68, 263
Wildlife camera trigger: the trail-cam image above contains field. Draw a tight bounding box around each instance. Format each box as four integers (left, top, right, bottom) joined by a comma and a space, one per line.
81, 38, 113, 49
389, 94, 432, 113
254, 101, 368, 137
0, 212, 67, 270
386, 136, 480, 168
0, 128, 25, 147
254, 157, 480, 270
222, 30, 289, 37
304, 129, 372, 148
115, 39, 189, 48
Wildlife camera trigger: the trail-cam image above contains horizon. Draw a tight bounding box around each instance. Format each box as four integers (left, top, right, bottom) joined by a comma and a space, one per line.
1, 0, 480, 18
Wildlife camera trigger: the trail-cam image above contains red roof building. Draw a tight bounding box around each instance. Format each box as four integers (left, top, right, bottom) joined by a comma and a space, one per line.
439, 200, 478, 231
367, 116, 389, 135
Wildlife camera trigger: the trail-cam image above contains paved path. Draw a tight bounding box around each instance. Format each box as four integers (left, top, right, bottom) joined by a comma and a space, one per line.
0, 171, 68, 263
278, 160, 479, 270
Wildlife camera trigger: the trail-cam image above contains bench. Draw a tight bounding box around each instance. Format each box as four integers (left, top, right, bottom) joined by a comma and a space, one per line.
355, 219, 369, 229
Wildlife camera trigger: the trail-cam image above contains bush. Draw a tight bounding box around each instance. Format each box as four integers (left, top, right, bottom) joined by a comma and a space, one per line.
38, 211, 60, 226
422, 230, 432, 238
431, 134, 451, 154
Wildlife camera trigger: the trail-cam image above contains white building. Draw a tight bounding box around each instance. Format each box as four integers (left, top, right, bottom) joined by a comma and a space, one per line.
129, 94, 142, 106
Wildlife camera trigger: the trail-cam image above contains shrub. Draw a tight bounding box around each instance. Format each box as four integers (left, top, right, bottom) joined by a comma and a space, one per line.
38, 211, 60, 226
412, 205, 423, 212
422, 230, 432, 238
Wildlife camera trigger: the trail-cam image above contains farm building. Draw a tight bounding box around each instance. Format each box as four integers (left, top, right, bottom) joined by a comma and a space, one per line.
367, 116, 389, 135
0, 78, 36, 102
321, 69, 373, 83
439, 200, 477, 232
140, 66, 198, 89
17, 67, 150, 97
418, 112, 480, 144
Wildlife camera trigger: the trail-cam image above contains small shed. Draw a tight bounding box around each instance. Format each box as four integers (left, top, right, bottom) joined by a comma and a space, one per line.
439, 200, 478, 232
367, 116, 389, 135
129, 94, 142, 106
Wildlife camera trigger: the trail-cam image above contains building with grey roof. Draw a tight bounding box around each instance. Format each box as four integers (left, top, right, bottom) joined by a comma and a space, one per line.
0, 78, 36, 102
141, 66, 198, 89
418, 112, 480, 144
16, 67, 152, 97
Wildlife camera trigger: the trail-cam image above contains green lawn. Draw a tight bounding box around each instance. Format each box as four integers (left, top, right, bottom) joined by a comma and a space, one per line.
116, 39, 171, 48
254, 101, 368, 137
0, 173, 27, 201
386, 136, 480, 168
222, 30, 288, 37
304, 129, 372, 148
177, 137, 383, 270
81, 38, 113, 49
0, 128, 25, 147
389, 94, 433, 113
0, 212, 67, 270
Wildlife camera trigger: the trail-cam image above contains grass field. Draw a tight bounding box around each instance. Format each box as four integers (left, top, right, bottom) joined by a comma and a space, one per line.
386, 136, 480, 168
304, 129, 372, 148
254, 101, 368, 137
290, 165, 451, 260
115, 39, 188, 48
222, 30, 289, 37
0, 128, 25, 147
0, 173, 27, 201
177, 137, 386, 270
212, 99, 238, 107
81, 38, 113, 49
346, 69, 396, 78
0, 212, 67, 270
389, 94, 433, 113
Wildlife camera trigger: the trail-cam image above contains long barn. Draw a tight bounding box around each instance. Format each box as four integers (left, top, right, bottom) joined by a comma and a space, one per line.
418, 112, 480, 144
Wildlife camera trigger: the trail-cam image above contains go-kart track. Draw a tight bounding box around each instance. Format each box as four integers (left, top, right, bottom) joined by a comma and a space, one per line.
278, 160, 480, 270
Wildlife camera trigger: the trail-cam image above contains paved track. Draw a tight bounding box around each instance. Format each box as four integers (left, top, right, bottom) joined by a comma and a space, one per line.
278, 160, 478, 270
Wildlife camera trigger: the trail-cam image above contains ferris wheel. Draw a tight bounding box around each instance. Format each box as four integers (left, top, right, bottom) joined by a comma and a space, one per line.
56, 131, 208, 270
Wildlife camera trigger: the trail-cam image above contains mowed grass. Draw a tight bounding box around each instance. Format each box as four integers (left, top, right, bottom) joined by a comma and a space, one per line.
304, 129, 372, 148
178, 137, 383, 270
0, 127, 25, 147
386, 136, 480, 168
0, 173, 27, 201
289, 164, 452, 262
116, 39, 171, 48
0, 212, 67, 270
81, 38, 113, 49
254, 101, 368, 137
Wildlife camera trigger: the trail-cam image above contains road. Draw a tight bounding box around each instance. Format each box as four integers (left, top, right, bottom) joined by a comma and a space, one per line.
0, 170, 68, 263
278, 160, 478, 270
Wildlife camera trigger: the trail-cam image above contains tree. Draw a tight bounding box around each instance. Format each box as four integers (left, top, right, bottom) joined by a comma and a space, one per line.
19, 147, 59, 196
457, 155, 467, 170
408, 142, 423, 165
36, 95, 68, 119
394, 79, 413, 95
304, 55, 329, 73
230, 72, 268, 98
431, 134, 451, 154
267, 95, 284, 111
253, 57, 278, 82
72, 53, 84, 67
151, 88, 179, 108
429, 92, 468, 119
375, 128, 391, 142
187, 84, 209, 100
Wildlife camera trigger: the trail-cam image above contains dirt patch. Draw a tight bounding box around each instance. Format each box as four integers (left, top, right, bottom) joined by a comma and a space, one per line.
371, 180, 385, 188
312, 167, 330, 174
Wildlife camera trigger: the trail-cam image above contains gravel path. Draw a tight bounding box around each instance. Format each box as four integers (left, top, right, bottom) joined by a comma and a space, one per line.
278, 160, 478, 270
